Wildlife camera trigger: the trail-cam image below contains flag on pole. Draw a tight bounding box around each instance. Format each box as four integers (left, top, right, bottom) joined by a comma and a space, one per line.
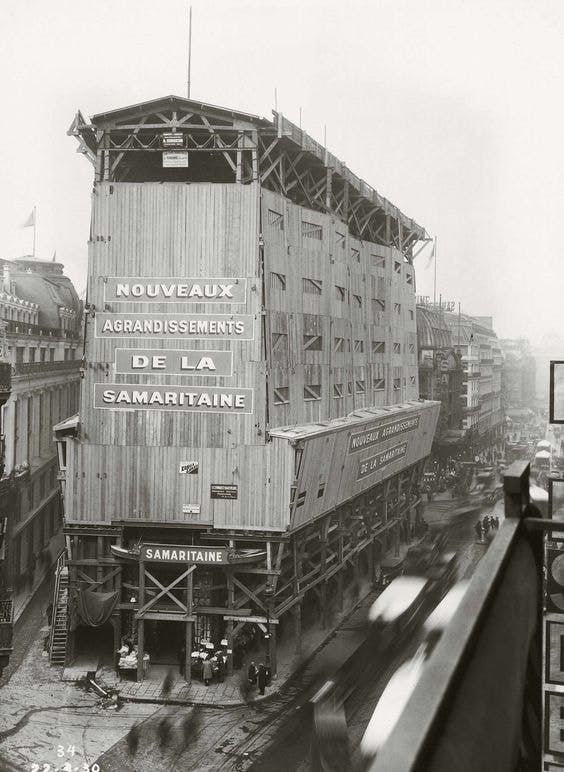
22, 209, 35, 228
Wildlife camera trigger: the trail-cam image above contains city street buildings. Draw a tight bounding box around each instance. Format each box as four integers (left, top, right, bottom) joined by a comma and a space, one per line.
0, 256, 81, 665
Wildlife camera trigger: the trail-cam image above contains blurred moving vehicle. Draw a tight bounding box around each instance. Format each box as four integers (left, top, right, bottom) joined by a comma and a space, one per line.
422, 580, 469, 654
358, 647, 427, 767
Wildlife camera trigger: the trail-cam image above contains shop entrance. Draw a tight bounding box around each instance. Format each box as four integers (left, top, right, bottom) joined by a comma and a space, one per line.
75, 621, 114, 668
145, 619, 186, 671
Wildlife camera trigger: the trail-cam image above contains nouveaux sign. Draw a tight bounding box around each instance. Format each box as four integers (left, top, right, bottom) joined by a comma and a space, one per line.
357, 442, 408, 480
95, 313, 254, 339
349, 415, 420, 454
115, 348, 233, 376
141, 544, 227, 564
105, 278, 247, 304
94, 384, 253, 414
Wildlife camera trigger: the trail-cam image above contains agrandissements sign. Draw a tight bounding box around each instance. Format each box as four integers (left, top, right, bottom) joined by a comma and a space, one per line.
356, 442, 409, 480
95, 313, 255, 339
141, 545, 228, 564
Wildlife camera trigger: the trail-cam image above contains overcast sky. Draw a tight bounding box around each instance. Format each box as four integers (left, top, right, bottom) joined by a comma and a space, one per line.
1, 0, 563, 343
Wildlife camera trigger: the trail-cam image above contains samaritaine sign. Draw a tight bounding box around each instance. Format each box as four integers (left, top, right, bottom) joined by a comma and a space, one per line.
141, 544, 228, 564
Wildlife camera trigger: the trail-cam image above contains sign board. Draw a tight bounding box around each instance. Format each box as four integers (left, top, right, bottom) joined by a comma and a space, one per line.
105, 278, 247, 305
357, 442, 408, 481
95, 384, 253, 414
115, 348, 233, 376
141, 544, 228, 564
211, 484, 238, 500
162, 132, 185, 148
182, 504, 201, 515
348, 415, 420, 454
550, 361, 564, 424
179, 462, 199, 475
95, 313, 254, 340
163, 150, 189, 167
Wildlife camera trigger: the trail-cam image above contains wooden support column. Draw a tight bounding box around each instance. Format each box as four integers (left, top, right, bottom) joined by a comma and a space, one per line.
269, 624, 277, 677
294, 604, 302, 655
137, 558, 145, 683
226, 540, 235, 676
185, 569, 192, 685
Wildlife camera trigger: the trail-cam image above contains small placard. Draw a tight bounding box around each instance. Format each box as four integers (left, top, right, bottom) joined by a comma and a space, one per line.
211, 484, 238, 500
180, 462, 199, 475
163, 150, 189, 168
182, 504, 200, 515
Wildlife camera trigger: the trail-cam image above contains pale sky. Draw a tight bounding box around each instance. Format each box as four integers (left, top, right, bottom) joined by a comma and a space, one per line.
1, 0, 563, 343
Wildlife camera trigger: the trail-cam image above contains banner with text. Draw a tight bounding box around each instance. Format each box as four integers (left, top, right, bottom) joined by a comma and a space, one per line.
105, 277, 247, 304
95, 384, 253, 413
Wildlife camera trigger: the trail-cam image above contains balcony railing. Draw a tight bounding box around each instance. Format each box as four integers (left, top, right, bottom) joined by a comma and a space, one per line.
13, 359, 81, 377
370, 461, 543, 772
5, 320, 79, 341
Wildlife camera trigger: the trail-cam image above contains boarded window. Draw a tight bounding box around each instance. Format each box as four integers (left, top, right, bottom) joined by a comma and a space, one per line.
336, 231, 346, 249
374, 378, 385, 390
406, 273, 413, 284
373, 298, 385, 311
302, 278, 323, 295
271, 332, 288, 351
409, 309, 414, 320
372, 340, 385, 353
304, 384, 322, 401
335, 285, 347, 302
393, 342, 401, 354
372, 254, 386, 268
355, 380, 366, 393
270, 272, 287, 290
304, 335, 322, 351
410, 376, 416, 385
393, 378, 401, 390
352, 294, 362, 308
347, 382, 353, 396
333, 383, 344, 398
302, 221, 323, 240
268, 209, 284, 229
273, 386, 290, 405
394, 261, 401, 274
394, 302, 401, 314
354, 339, 364, 353
351, 247, 360, 263
317, 482, 326, 499
334, 337, 345, 352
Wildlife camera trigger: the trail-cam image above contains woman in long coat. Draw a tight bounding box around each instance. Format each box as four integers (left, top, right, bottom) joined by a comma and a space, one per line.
202, 658, 213, 686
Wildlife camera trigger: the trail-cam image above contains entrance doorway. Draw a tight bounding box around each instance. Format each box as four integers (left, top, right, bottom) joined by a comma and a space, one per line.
75, 621, 114, 668
145, 619, 186, 671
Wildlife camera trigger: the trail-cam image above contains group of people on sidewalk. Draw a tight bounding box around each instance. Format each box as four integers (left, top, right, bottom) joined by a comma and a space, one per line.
474, 514, 500, 542
247, 661, 270, 695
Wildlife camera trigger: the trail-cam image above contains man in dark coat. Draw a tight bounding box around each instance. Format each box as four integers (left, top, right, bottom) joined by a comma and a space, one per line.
257, 663, 267, 695
247, 661, 258, 686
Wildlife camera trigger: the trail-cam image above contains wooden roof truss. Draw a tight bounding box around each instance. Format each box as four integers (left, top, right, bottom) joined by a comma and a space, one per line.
69, 96, 427, 260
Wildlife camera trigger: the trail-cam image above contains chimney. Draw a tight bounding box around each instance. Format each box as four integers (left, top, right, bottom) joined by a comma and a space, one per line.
2, 265, 10, 293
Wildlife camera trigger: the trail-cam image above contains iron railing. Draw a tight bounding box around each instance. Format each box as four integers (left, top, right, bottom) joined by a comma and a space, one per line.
13, 359, 81, 376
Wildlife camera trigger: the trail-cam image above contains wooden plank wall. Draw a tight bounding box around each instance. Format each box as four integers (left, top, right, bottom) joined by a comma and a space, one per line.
67, 181, 289, 531
284, 400, 440, 530
261, 188, 419, 429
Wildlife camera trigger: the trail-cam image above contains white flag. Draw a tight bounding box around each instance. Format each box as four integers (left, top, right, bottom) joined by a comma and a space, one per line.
425, 240, 436, 269
22, 210, 35, 228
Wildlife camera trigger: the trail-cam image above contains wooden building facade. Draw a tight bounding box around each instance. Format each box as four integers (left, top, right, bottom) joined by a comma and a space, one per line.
58, 96, 440, 679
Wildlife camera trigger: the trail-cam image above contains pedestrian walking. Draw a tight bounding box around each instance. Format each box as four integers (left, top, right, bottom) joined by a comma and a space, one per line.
482, 516, 490, 534
257, 663, 267, 695
247, 661, 258, 686
126, 723, 140, 756
157, 716, 172, 750
181, 709, 201, 749
161, 667, 175, 699
474, 520, 483, 541
202, 657, 213, 686
217, 654, 226, 683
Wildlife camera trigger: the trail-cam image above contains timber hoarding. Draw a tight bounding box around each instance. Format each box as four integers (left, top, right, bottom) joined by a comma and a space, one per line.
270, 400, 440, 530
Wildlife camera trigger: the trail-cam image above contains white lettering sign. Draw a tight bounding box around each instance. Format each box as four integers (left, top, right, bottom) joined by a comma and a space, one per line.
96, 314, 254, 339
94, 384, 253, 414
105, 278, 247, 304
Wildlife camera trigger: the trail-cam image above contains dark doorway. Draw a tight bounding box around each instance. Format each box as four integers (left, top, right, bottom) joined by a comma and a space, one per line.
75, 621, 114, 667
145, 620, 185, 671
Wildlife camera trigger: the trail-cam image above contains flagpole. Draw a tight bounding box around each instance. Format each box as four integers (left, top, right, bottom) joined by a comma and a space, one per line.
433, 236, 437, 305
33, 206, 37, 258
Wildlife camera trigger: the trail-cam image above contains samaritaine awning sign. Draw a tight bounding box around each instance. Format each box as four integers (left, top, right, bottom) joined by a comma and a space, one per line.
141, 544, 228, 564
